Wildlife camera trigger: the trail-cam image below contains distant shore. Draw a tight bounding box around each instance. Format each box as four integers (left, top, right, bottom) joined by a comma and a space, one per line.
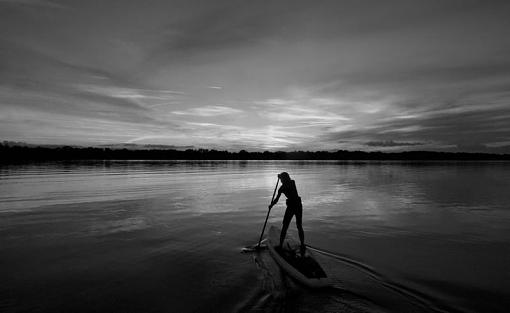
1, 142, 509, 161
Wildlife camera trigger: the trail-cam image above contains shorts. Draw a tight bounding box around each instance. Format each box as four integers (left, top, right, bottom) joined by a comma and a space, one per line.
283, 197, 302, 227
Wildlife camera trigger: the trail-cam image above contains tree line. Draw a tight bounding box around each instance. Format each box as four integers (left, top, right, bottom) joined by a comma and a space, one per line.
1, 143, 509, 162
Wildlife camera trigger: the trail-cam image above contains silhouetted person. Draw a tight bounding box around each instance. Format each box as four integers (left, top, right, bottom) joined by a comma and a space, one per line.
269, 172, 305, 256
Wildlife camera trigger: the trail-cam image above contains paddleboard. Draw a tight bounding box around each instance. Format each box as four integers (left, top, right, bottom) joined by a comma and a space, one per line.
267, 225, 331, 288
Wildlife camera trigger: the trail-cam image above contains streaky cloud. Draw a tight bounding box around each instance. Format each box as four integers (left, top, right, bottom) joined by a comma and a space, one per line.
366, 140, 424, 147
172, 105, 242, 117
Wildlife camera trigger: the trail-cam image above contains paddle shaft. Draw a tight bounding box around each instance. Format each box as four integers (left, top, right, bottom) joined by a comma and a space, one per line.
257, 177, 279, 248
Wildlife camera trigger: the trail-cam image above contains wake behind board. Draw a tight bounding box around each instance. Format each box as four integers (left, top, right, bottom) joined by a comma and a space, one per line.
267, 225, 331, 288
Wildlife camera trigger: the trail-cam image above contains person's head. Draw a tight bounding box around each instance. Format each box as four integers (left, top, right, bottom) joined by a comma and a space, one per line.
278, 172, 291, 184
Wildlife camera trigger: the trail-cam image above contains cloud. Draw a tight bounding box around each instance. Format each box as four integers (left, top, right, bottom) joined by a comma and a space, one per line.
256, 98, 350, 126
172, 105, 242, 117
365, 140, 424, 147
75, 84, 184, 109
319, 93, 510, 152
255, 98, 297, 106
77, 85, 183, 99
485, 141, 510, 148
380, 126, 427, 134
182, 122, 244, 133
0, 0, 65, 9
2, 1, 510, 151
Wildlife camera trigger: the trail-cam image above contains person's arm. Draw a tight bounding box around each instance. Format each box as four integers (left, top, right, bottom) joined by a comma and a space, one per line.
269, 187, 282, 209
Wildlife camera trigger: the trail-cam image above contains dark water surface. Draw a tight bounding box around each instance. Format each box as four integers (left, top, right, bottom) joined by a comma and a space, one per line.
1, 161, 509, 313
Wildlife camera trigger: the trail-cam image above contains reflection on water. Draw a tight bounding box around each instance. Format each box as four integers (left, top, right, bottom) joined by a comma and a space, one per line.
1, 161, 509, 313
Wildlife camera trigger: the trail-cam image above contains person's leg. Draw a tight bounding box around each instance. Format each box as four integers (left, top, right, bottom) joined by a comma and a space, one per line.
295, 202, 305, 255
280, 207, 293, 247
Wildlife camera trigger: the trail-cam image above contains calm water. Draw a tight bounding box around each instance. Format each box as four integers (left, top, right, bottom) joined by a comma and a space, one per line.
1, 161, 509, 313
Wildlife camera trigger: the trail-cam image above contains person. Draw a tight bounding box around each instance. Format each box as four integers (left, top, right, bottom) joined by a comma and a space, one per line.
268, 172, 306, 256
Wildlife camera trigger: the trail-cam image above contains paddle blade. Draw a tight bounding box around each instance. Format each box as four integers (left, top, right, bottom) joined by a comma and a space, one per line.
241, 239, 267, 253
241, 246, 266, 253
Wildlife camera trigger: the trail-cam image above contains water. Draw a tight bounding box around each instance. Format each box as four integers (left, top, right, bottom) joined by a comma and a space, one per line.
1, 161, 509, 313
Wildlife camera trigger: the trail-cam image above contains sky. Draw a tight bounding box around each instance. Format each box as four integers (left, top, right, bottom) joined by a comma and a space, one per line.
1, 0, 510, 152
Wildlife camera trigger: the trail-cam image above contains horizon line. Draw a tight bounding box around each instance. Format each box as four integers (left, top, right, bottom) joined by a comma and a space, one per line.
2, 141, 510, 157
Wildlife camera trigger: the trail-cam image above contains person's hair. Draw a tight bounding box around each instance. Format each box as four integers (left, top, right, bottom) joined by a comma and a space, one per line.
278, 172, 290, 181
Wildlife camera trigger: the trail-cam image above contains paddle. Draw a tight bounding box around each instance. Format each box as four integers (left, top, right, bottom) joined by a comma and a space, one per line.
242, 177, 279, 252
